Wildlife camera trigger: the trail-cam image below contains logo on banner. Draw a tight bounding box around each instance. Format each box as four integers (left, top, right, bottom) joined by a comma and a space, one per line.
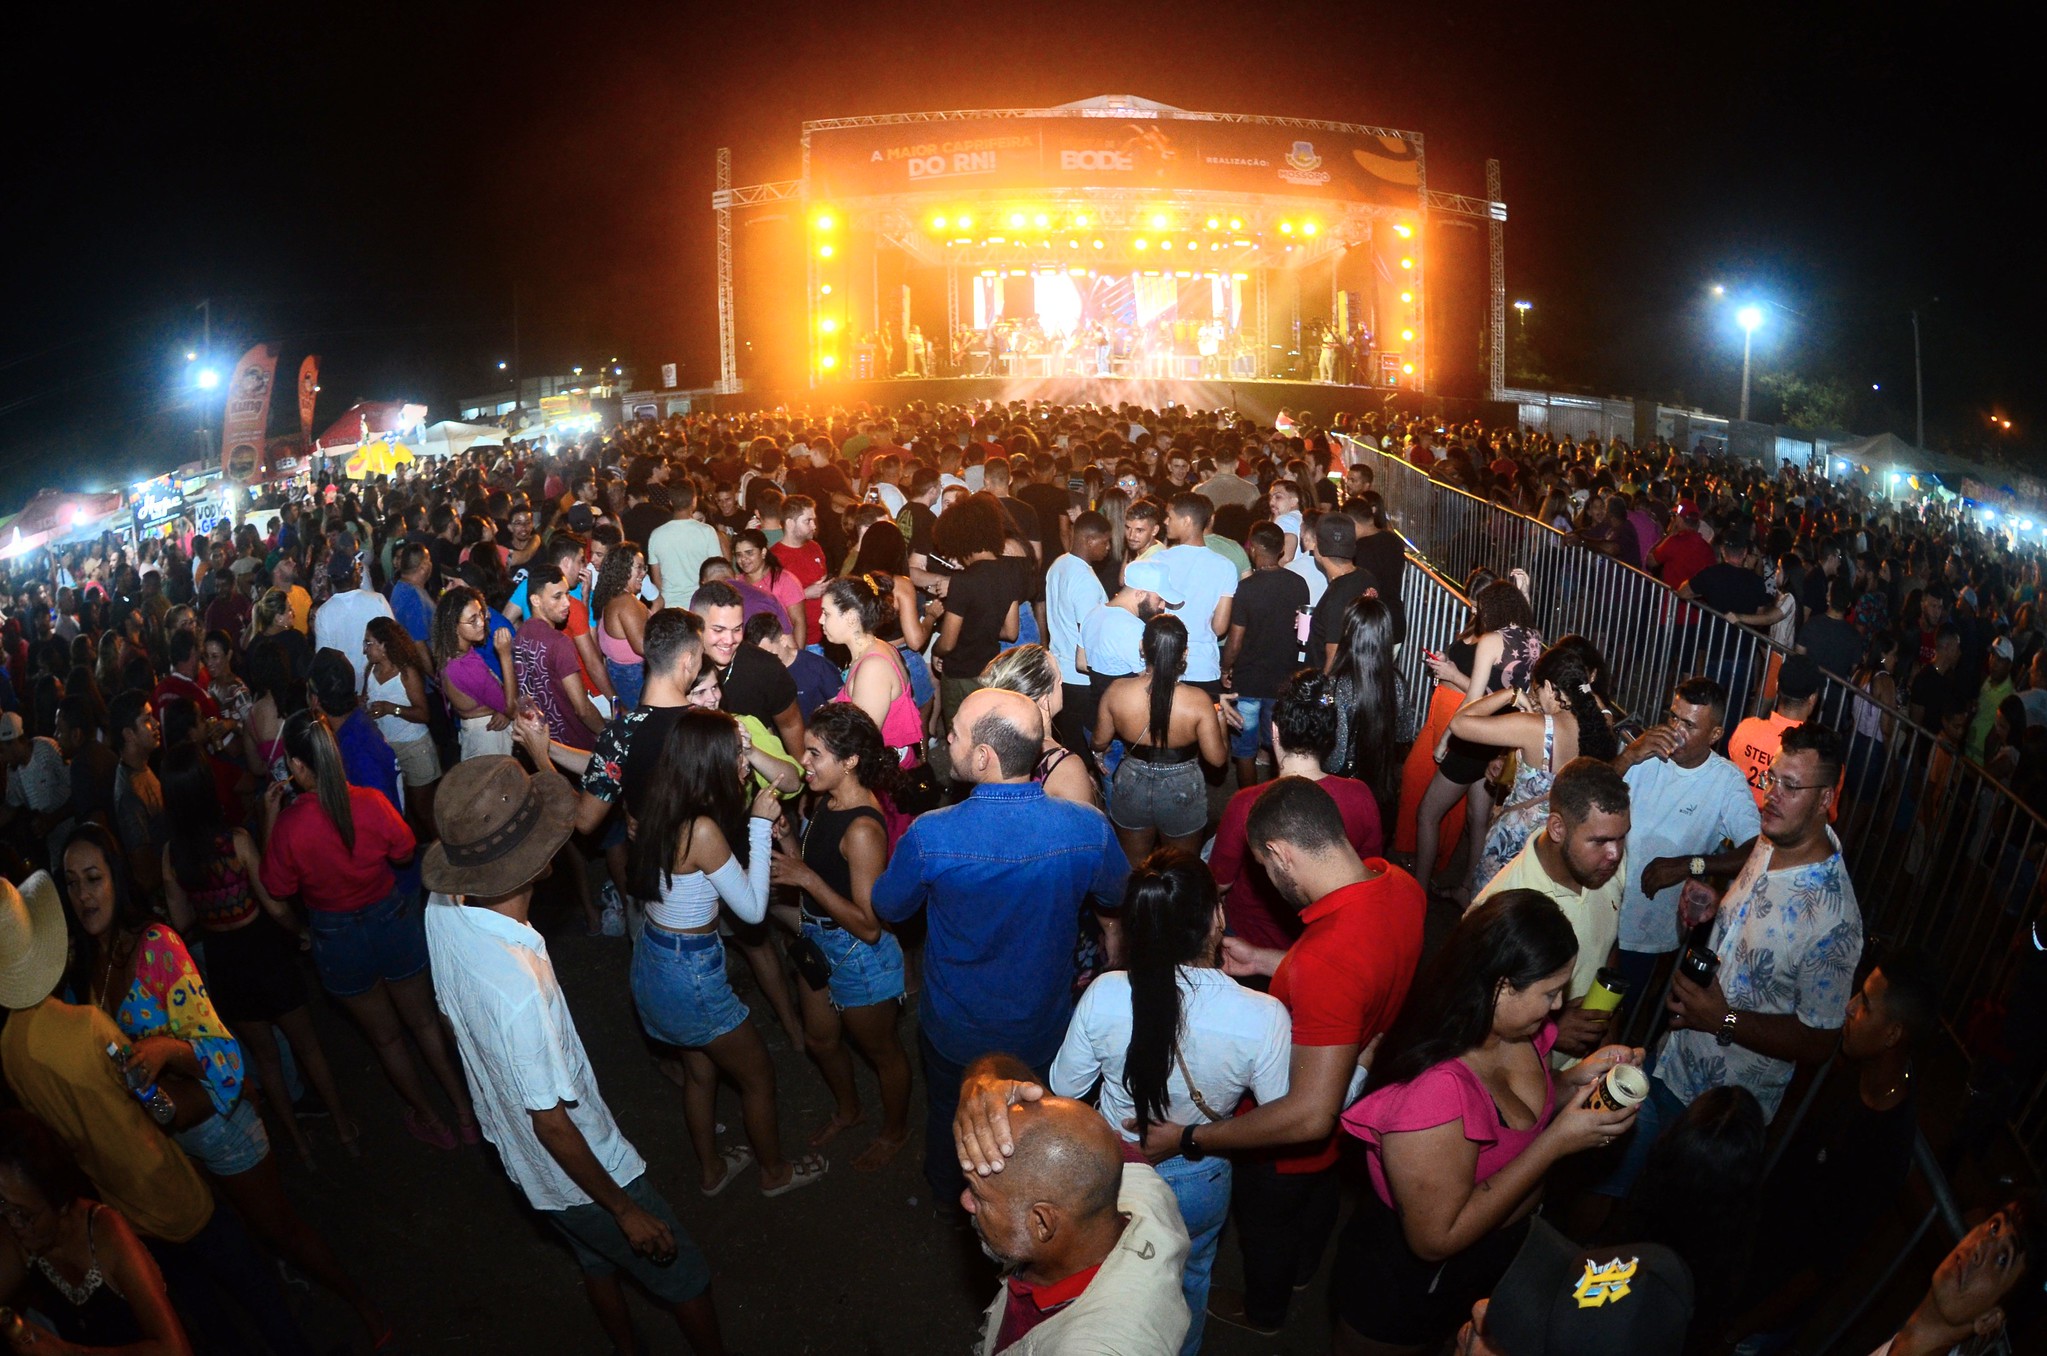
1059, 148, 1135, 172
226, 443, 261, 481
1280, 140, 1331, 186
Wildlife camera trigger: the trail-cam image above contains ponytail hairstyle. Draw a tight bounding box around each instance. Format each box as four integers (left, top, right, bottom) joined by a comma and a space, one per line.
1272, 666, 1339, 763
1140, 613, 1189, 746
629, 708, 750, 901
1120, 849, 1221, 1140
281, 708, 355, 853
822, 572, 891, 637
1530, 637, 1617, 762
1353, 489, 1388, 530
804, 701, 900, 796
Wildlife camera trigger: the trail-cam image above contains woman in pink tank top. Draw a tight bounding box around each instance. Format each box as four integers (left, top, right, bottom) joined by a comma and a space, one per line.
820, 575, 922, 764
1331, 889, 1644, 1350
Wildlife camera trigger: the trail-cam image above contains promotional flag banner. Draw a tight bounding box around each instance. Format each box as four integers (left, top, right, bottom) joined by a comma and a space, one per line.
298, 355, 320, 447
221, 344, 279, 483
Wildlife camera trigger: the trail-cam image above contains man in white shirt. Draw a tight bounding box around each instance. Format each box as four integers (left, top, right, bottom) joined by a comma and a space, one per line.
1613, 677, 1761, 1025
311, 544, 394, 683
423, 755, 727, 1355
1158, 494, 1237, 694
1045, 512, 1111, 745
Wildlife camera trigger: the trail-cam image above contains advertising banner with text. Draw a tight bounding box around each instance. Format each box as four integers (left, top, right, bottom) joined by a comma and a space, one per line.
221, 343, 279, 483
297, 355, 320, 448
808, 115, 1422, 208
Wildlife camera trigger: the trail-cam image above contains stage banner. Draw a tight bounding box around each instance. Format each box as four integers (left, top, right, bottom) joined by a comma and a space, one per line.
807, 113, 1422, 208
221, 343, 279, 483
297, 356, 319, 448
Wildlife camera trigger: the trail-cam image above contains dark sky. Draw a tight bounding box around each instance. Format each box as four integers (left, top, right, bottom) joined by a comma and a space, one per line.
3, 2, 2035, 497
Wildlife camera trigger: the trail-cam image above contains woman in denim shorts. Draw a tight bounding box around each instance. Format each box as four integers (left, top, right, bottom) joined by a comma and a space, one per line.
769, 703, 913, 1171
1093, 615, 1230, 863
59, 825, 388, 1348
628, 709, 827, 1198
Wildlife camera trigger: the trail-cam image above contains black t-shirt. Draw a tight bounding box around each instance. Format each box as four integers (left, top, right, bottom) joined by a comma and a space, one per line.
942, 558, 1023, 679
1798, 614, 1863, 680
898, 502, 941, 567
1230, 567, 1312, 697
1771, 1077, 1918, 1277
1352, 530, 1408, 643
1909, 665, 1969, 729
716, 642, 799, 727
995, 495, 1040, 549
621, 502, 669, 551
1306, 565, 1379, 664
1017, 483, 1071, 560
1686, 562, 1770, 619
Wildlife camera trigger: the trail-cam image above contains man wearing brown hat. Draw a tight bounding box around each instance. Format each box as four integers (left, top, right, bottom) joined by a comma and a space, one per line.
423, 756, 727, 1356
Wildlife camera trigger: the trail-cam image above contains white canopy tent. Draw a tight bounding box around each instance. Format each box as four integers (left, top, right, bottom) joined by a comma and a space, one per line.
413, 421, 506, 458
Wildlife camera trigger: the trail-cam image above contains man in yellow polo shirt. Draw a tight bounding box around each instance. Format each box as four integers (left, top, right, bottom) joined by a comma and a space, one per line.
1475, 758, 1631, 1061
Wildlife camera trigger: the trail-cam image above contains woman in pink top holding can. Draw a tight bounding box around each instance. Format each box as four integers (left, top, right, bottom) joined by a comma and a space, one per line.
1331, 889, 1643, 1355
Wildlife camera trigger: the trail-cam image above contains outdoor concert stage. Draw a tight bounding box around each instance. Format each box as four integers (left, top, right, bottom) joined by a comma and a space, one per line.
709, 374, 1419, 427
710, 95, 1510, 400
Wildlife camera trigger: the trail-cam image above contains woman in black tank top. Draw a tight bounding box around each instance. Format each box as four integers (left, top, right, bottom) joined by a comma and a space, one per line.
769, 704, 914, 1171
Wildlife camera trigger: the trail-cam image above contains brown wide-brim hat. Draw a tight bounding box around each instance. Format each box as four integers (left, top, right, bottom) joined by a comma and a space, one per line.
421, 756, 577, 899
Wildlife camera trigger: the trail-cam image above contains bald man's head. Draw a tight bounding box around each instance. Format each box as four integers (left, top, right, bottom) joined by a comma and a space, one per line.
962, 1097, 1124, 1274
947, 687, 1044, 784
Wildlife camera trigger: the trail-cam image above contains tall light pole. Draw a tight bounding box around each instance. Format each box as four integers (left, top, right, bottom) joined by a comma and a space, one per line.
1737, 304, 1763, 421
1911, 308, 1924, 448
1512, 299, 1531, 332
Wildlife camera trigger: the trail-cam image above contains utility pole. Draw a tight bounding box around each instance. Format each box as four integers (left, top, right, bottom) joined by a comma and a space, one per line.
1911, 308, 1924, 448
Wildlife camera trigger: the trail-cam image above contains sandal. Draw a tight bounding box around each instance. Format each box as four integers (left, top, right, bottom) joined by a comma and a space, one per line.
700, 1145, 754, 1197
403, 1107, 458, 1151
761, 1153, 829, 1198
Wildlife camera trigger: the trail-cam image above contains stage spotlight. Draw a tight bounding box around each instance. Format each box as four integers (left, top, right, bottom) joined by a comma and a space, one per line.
1175, 270, 1192, 279
1210, 243, 1221, 251
814, 213, 835, 232
1232, 239, 1251, 248
1068, 266, 1087, 276
1229, 218, 1243, 230
1399, 257, 1413, 269
1092, 239, 1105, 249
987, 236, 1006, 245
1068, 239, 1079, 249
1160, 240, 1173, 250
1232, 272, 1249, 280
1033, 213, 1049, 228
1009, 269, 1026, 277
1009, 212, 1026, 228
958, 214, 973, 228
1134, 238, 1149, 250
1278, 221, 1294, 234
820, 285, 832, 295
1302, 222, 1318, 236
1394, 222, 1413, 238
979, 269, 998, 277
1400, 328, 1415, 341
820, 354, 838, 370
1399, 291, 1412, 303
1206, 217, 1220, 230
1186, 240, 1197, 251
1401, 362, 1414, 374
931, 215, 947, 230
818, 244, 834, 258
1150, 213, 1168, 229
1075, 214, 1090, 227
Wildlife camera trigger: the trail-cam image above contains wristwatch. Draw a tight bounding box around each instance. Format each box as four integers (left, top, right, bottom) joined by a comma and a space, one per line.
1180, 1123, 1205, 1162
1688, 856, 1707, 878
1717, 1009, 1739, 1048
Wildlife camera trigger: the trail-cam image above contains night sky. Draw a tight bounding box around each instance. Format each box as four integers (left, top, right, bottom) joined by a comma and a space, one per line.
3, 3, 2034, 497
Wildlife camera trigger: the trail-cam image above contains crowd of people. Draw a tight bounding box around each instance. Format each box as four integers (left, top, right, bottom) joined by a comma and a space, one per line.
0, 396, 2038, 1355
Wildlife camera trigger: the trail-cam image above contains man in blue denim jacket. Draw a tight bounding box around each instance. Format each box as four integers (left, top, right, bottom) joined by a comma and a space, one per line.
875, 687, 1131, 1207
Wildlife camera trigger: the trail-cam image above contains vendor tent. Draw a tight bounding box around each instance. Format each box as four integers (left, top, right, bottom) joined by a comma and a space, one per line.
414, 421, 505, 458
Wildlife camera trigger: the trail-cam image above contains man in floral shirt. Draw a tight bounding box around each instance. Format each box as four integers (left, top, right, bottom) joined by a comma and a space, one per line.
1597, 720, 1862, 1198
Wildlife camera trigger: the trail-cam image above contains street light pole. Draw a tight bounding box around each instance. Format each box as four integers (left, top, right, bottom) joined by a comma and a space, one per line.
1911, 308, 1924, 448
1740, 323, 1753, 422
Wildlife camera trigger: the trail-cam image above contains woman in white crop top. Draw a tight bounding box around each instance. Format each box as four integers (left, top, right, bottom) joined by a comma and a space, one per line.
625, 708, 827, 1197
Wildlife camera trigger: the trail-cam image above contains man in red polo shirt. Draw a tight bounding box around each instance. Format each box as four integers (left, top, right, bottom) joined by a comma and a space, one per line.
769, 495, 829, 641
953, 777, 1426, 1339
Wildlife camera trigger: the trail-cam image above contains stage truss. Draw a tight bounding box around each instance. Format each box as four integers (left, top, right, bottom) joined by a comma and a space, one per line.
711, 96, 1508, 398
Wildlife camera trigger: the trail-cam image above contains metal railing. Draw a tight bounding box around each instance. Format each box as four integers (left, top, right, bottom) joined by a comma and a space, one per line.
1350, 434, 2047, 1167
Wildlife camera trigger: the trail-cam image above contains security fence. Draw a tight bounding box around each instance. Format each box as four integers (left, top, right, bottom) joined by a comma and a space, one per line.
1351, 435, 2047, 1168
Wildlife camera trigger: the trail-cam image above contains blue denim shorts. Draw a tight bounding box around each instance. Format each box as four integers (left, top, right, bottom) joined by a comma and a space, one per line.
1109, 757, 1208, 838
802, 918, 906, 1010
899, 645, 934, 710
631, 926, 749, 1049
605, 657, 644, 712
174, 1095, 271, 1177
1227, 696, 1274, 760
308, 888, 429, 999
546, 1172, 711, 1303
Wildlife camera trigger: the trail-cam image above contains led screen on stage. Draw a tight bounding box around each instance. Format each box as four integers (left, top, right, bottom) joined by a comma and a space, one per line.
807, 113, 1422, 208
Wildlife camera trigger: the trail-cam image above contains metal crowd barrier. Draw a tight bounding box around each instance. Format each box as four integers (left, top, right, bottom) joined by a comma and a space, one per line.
1345, 434, 2047, 1168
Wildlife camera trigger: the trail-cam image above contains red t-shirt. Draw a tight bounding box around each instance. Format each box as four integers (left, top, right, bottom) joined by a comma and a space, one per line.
260, 785, 416, 913
771, 538, 829, 636
1267, 863, 1427, 1173
1651, 530, 1714, 592
994, 1262, 1104, 1351
1210, 776, 1384, 952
